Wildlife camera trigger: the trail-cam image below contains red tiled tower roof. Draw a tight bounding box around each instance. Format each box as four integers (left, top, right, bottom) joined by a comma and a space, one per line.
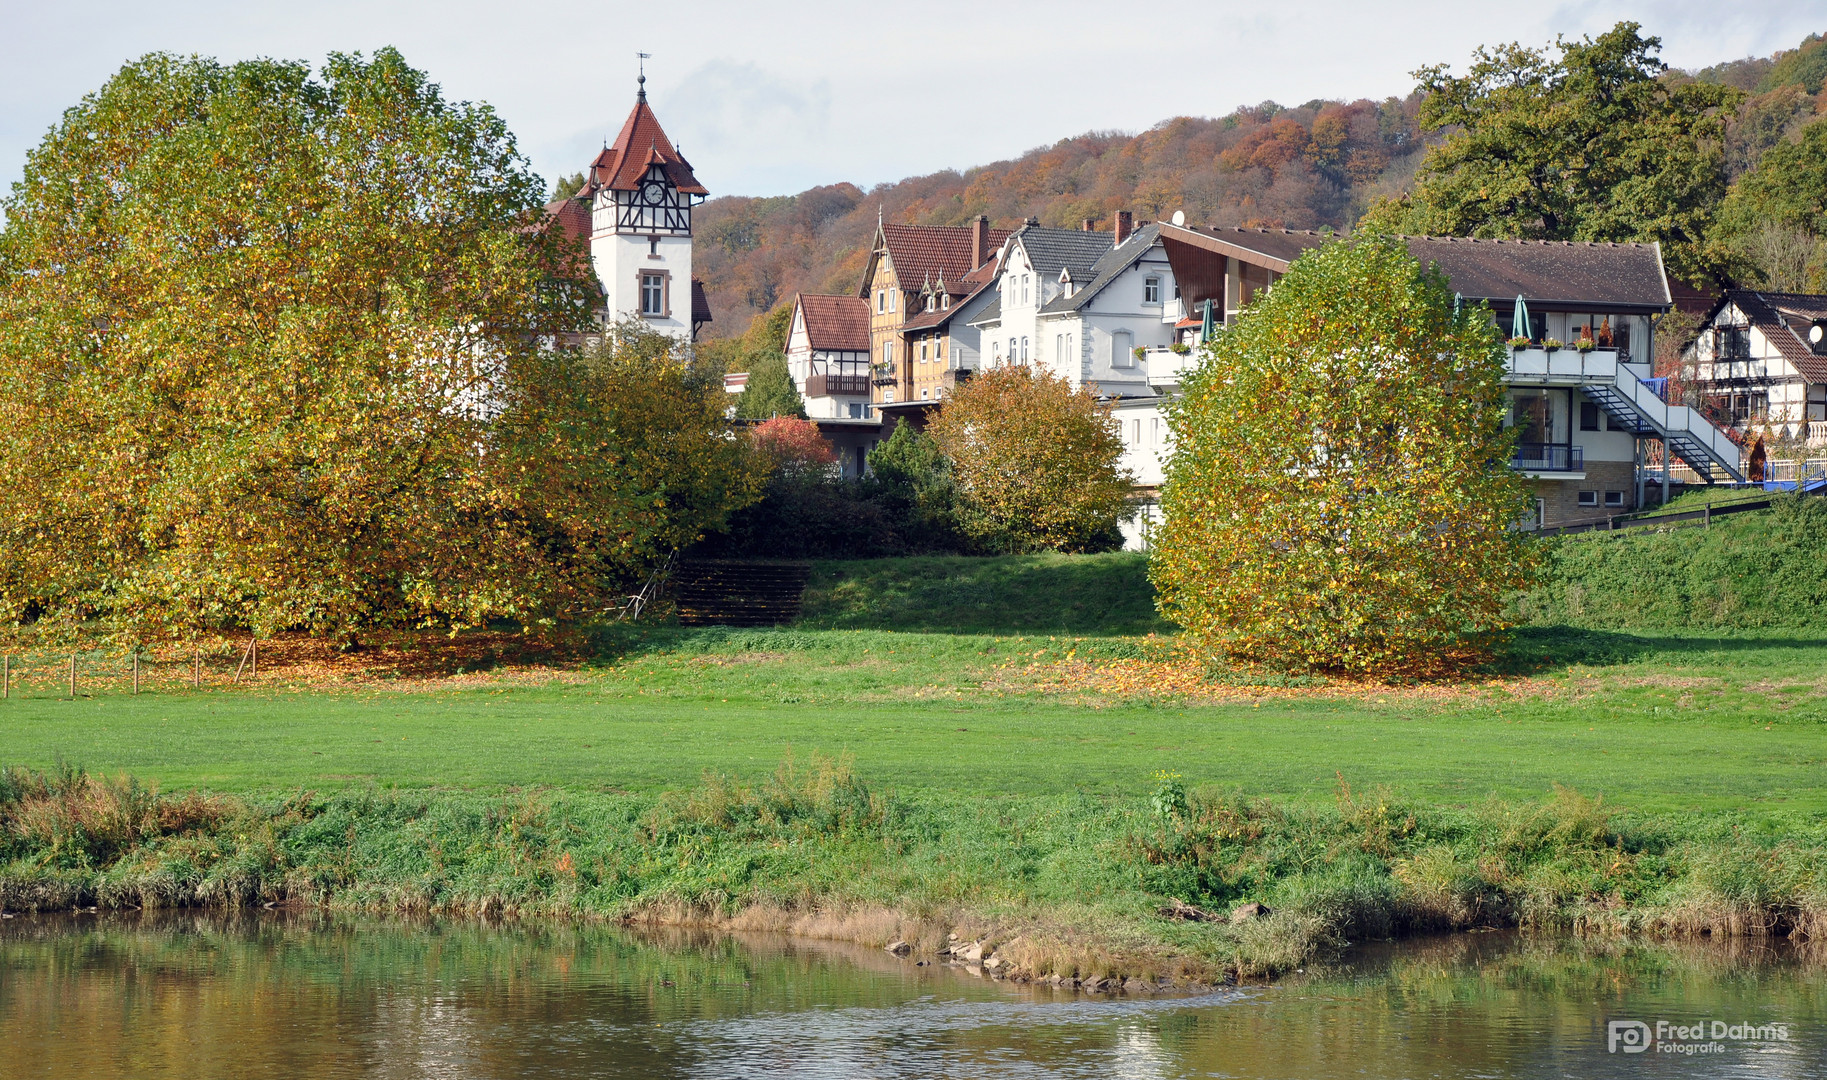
584, 96, 708, 196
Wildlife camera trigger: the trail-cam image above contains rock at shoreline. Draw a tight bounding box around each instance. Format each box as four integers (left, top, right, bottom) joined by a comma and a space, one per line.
1158, 898, 1217, 922
885, 940, 911, 956
1230, 902, 1271, 923
954, 940, 985, 963
1083, 976, 1112, 992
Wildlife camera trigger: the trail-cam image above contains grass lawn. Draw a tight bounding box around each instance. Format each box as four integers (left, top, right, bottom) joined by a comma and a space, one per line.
2, 620, 1823, 816
5, 550, 1826, 982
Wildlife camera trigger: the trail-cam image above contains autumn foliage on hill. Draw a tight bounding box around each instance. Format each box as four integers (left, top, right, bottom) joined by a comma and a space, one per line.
694, 98, 1428, 334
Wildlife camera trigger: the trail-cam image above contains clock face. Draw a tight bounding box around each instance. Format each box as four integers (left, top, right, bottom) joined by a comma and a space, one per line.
640, 179, 668, 206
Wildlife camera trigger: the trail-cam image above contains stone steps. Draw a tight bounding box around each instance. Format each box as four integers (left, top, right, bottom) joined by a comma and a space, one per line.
671, 559, 812, 627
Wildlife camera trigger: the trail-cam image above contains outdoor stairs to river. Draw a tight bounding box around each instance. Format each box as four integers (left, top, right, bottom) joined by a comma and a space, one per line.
671, 560, 812, 627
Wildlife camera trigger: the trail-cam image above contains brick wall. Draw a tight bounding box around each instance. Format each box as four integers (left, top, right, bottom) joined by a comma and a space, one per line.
1533, 460, 1637, 526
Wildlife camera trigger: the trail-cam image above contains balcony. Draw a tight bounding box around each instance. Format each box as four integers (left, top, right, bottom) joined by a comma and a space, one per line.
1809, 421, 1827, 448
870, 364, 898, 387
1513, 442, 1583, 473
1143, 346, 1195, 388
805, 373, 871, 397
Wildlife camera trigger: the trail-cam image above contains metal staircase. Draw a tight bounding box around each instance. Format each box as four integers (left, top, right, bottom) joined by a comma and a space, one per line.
1509, 349, 1745, 483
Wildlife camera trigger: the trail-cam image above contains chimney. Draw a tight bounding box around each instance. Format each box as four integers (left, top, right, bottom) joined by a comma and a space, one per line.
971, 214, 991, 268
1081, 218, 1095, 232
1114, 210, 1134, 245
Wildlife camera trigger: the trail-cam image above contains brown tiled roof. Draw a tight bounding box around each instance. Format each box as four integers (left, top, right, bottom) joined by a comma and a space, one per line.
1159, 225, 1672, 312
1731, 290, 1827, 382
691, 279, 713, 326
1403, 237, 1670, 311
586, 98, 707, 195
795, 293, 870, 350
540, 196, 592, 240
880, 223, 1011, 286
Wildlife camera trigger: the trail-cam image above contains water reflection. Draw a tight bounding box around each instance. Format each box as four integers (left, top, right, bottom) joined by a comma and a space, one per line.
0, 912, 1820, 1078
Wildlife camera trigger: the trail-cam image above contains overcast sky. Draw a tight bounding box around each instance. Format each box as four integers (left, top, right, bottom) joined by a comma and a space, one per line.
1, 0, 1822, 203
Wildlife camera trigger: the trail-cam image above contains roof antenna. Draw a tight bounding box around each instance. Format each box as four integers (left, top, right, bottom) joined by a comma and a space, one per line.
637, 52, 651, 103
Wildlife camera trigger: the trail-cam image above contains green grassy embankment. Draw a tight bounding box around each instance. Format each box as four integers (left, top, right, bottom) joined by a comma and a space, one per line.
3, 508, 1826, 983
1521, 494, 1827, 628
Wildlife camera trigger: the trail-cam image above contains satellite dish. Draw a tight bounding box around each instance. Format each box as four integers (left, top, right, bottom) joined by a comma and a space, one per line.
1171, 210, 1187, 226
1812, 323, 1825, 344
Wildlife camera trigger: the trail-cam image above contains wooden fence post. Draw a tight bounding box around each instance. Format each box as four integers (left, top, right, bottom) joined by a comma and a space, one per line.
69, 654, 77, 699
132, 649, 140, 695
252, 639, 258, 679
3, 654, 9, 699
233, 638, 254, 685
194, 646, 201, 689
1704, 503, 1711, 528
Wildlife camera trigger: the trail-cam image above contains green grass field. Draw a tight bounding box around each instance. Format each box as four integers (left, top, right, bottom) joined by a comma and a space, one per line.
5, 538, 1826, 981
1, 620, 1823, 814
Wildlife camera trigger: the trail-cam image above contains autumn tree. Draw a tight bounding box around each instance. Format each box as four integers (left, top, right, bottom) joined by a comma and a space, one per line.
927, 367, 1133, 553
1150, 236, 1538, 675
1711, 117, 1827, 291
0, 51, 753, 641
1363, 23, 1741, 282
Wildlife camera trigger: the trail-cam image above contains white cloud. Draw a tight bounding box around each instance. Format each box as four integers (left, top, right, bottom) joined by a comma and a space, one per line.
2, 0, 1824, 203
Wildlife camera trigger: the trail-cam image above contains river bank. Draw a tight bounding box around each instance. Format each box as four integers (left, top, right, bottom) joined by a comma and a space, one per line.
3, 760, 1823, 987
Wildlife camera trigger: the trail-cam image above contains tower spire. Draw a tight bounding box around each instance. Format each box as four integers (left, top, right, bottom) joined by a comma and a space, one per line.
637, 52, 650, 103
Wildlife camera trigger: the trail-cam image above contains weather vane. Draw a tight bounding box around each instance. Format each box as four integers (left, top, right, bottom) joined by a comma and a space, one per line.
637, 52, 651, 102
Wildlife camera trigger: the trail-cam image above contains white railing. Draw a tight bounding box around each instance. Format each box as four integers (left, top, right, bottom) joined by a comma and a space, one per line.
1144, 347, 1195, 387
1809, 421, 1827, 448
1508, 347, 1744, 482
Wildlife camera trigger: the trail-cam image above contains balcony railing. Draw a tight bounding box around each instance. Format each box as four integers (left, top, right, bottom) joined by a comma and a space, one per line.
805, 373, 871, 397
1513, 442, 1583, 473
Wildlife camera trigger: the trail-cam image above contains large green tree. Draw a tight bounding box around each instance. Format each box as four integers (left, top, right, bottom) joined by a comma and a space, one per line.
0, 51, 747, 642
1363, 23, 1741, 282
1150, 236, 1537, 675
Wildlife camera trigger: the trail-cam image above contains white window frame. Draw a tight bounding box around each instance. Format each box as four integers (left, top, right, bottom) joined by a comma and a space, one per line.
1144, 276, 1161, 304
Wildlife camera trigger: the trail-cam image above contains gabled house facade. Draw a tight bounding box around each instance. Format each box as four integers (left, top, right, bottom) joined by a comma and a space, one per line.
1684, 290, 1827, 443
784, 293, 873, 419
856, 217, 1010, 414
1121, 226, 1745, 546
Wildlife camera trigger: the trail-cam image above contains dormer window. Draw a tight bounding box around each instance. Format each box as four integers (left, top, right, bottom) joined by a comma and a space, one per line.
941, 294, 949, 310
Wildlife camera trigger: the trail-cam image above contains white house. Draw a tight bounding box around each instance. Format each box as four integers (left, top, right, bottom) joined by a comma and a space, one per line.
975, 214, 1181, 398
1685, 290, 1827, 443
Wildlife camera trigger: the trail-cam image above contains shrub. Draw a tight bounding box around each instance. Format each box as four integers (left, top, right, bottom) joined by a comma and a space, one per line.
1150, 235, 1539, 674
927, 366, 1134, 553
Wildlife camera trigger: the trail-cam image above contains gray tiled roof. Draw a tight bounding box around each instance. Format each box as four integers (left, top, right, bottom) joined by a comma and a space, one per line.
1040, 223, 1162, 313
967, 294, 1002, 327
1012, 226, 1115, 288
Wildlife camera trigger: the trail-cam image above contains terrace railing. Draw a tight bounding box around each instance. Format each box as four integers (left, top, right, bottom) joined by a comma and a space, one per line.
1513, 442, 1583, 473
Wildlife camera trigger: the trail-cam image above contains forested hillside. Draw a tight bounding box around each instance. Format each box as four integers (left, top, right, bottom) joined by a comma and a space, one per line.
688, 29, 1827, 338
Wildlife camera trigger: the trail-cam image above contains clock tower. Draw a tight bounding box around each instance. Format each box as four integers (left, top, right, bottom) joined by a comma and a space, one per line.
580, 73, 708, 338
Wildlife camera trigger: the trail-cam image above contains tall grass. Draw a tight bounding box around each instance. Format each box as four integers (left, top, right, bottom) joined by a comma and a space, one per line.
3, 761, 1823, 983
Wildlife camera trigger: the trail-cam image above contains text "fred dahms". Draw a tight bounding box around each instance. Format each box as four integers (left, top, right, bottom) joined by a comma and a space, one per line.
1608, 1019, 1791, 1054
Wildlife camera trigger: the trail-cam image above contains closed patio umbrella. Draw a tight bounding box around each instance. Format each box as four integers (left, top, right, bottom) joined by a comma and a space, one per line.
1200, 298, 1216, 342
1511, 295, 1532, 341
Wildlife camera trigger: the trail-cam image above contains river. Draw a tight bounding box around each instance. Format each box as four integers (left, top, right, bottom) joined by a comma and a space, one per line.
1, 912, 1820, 1077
